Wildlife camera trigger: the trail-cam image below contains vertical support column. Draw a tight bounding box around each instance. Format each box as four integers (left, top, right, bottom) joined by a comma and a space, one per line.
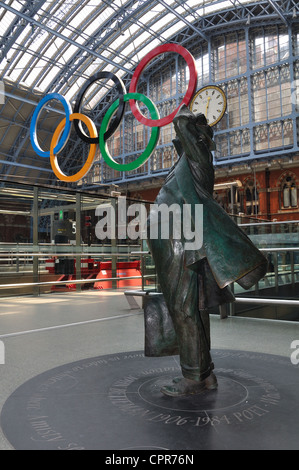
274, 251, 279, 294
265, 167, 271, 219
208, 36, 213, 83
76, 192, 81, 292
230, 184, 234, 214
141, 253, 145, 292
111, 197, 117, 289
291, 251, 295, 288
32, 186, 39, 296
175, 54, 180, 107
288, 24, 297, 150
245, 27, 254, 159
229, 281, 235, 316
50, 213, 54, 243
219, 304, 228, 319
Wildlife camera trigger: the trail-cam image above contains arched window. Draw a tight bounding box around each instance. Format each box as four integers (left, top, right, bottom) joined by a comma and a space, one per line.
282, 175, 297, 208
244, 180, 259, 216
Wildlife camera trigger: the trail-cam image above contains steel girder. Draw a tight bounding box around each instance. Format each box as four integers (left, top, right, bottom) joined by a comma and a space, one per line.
0, 1, 133, 75
0, 0, 48, 63
266, 0, 288, 25
1, 0, 299, 186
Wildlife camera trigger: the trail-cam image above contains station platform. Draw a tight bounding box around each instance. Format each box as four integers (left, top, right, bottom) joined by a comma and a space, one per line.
0, 289, 298, 450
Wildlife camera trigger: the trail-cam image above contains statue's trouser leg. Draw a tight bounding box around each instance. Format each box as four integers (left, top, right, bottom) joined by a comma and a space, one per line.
161, 264, 213, 382
171, 305, 213, 382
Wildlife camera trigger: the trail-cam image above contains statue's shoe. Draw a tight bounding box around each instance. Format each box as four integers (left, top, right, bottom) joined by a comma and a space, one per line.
161, 372, 217, 397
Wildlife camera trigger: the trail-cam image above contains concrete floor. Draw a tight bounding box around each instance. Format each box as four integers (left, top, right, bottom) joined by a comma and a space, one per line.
0, 288, 298, 450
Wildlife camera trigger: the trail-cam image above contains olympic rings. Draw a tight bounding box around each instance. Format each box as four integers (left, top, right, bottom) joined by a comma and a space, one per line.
50, 113, 97, 182
73, 71, 126, 144
30, 43, 198, 179
129, 43, 197, 127
99, 93, 160, 171
30, 93, 72, 158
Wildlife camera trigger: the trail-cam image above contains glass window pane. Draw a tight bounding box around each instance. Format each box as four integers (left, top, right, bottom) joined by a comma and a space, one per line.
291, 186, 297, 207
252, 73, 267, 122
283, 186, 291, 207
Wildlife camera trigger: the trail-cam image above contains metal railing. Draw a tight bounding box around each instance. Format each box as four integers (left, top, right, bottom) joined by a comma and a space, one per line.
0, 249, 155, 294
0, 243, 299, 322
235, 298, 299, 306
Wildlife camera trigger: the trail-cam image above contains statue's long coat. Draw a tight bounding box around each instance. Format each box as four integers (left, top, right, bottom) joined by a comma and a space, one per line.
147, 106, 267, 309
145, 106, 267, 371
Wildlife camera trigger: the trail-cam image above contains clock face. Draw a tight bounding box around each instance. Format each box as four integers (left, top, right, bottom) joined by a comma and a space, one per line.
190, 86, 227, 126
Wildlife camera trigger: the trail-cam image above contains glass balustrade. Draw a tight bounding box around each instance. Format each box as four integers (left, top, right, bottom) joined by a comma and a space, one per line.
0, 179, 299, 321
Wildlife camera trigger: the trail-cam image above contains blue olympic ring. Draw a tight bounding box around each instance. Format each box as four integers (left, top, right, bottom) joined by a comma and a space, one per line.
30, 93, 72, 158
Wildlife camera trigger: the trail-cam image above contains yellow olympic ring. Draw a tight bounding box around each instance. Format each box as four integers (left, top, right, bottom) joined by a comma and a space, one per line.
50, 113, 97, 182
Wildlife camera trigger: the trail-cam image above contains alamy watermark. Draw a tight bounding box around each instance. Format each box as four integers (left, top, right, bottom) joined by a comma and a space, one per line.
95, 197, 203, 251
0, 340, 4, 365
290, 340, 299, 365
0, 80, 5, 104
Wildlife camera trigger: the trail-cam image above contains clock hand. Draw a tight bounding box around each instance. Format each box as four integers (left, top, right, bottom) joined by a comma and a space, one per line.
205, 97, 211, 119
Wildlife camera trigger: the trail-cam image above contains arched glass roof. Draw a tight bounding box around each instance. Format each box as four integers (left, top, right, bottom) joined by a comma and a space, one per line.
0, 0, 298, 186
0, 0, 282, 104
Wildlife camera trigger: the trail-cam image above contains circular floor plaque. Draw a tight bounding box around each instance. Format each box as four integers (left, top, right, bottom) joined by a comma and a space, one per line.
1, 350, 298, 450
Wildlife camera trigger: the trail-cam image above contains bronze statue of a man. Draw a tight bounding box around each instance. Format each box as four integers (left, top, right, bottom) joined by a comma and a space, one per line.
146, 104, 267, 397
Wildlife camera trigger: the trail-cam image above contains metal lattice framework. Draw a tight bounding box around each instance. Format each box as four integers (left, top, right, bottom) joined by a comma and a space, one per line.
0, 0, 299, 189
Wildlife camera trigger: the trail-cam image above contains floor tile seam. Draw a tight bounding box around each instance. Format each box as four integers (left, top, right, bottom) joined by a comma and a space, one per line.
0, 311, 144, 340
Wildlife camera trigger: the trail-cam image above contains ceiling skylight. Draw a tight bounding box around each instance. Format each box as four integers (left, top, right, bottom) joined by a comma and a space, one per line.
0, 0, 270, 107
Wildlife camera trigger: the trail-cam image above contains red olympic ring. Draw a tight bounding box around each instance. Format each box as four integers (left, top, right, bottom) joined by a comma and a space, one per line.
129, 43, 198, 127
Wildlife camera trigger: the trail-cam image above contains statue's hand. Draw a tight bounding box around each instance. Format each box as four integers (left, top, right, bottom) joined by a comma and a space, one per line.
173, 105, 216, 156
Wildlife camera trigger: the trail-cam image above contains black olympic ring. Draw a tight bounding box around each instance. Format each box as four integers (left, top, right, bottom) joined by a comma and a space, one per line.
73, 71, 126, 144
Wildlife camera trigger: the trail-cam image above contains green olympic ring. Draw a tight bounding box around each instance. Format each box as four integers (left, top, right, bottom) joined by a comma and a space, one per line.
99, 93, 160, 172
